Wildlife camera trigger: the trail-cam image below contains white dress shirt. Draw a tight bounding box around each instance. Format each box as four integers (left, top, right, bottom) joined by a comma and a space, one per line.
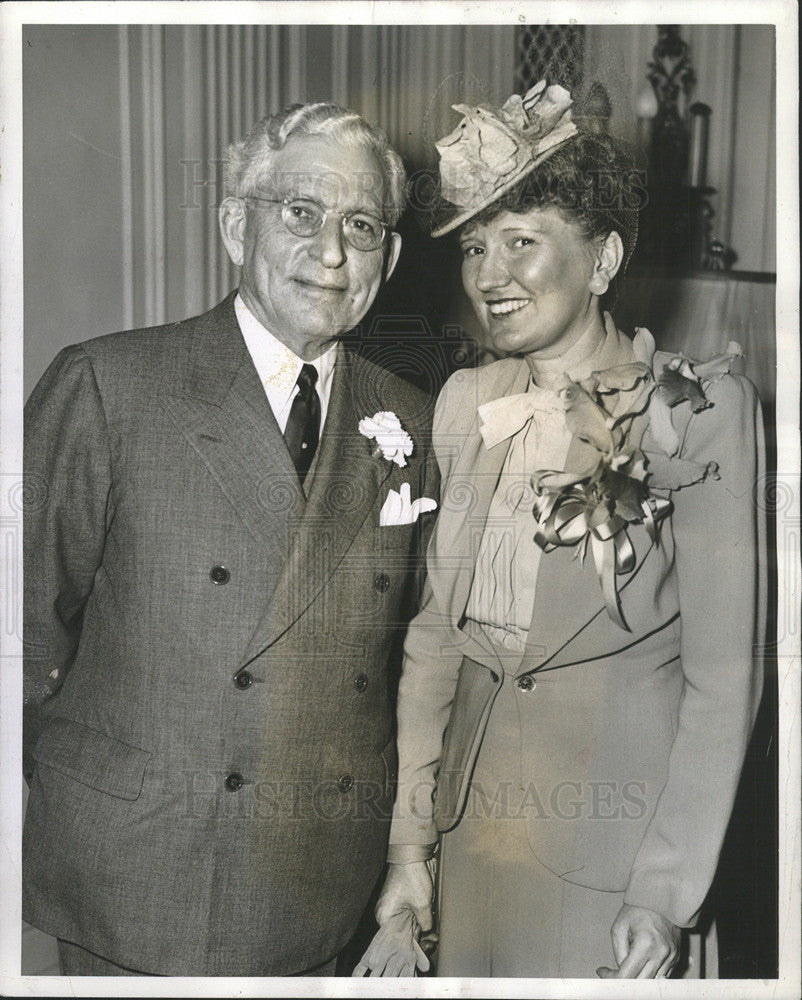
234, 293, 337, 433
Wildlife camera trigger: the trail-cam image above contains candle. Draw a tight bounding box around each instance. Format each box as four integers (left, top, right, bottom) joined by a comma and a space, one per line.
688, 102, 711, 188
635, 84, 659, 154
635, 84, 659, 119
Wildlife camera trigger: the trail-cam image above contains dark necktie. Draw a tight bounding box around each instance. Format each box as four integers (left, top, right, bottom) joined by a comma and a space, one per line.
283, 363, 320, 485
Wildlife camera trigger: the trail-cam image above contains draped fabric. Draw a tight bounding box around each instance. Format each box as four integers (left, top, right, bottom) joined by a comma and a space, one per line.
119, 24, 515, 333
23, 23, 515, 397
616, 272, 776, 406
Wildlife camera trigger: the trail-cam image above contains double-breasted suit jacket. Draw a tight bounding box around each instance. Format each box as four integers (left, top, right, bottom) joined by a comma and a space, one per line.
23, 293, 438, 976
390, 323, 765, 930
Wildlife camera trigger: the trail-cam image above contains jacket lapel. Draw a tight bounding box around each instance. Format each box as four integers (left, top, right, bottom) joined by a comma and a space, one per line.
160, 294, 304, 566
524, 320, 655, 669
426, 359, 530, 668
240, 348, 394, 663
434, 320, 657, 674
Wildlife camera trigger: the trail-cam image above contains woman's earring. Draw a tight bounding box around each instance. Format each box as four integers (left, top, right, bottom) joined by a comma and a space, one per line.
589, 274, 609, 295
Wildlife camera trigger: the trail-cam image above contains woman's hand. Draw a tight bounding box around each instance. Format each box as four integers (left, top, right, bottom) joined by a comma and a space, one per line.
596, 904, 681, 978
352, 861, 435, 976
352, 909, 431, 977
374, 860, 435, 929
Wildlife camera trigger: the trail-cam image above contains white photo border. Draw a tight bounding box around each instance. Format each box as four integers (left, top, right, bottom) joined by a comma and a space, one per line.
1, 2, 798, 998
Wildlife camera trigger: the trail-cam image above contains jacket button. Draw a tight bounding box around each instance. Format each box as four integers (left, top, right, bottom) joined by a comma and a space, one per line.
374, 572, 390, 593
516, 675, 535, 692
337, 774, 354, 793
210, 565, 230, 585
354, 673, 368, 693
224, 772, 244, 791
234, 670, 253, 690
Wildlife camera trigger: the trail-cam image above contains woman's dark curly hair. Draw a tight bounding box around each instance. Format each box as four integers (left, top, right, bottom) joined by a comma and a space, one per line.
434, 129, 643, 312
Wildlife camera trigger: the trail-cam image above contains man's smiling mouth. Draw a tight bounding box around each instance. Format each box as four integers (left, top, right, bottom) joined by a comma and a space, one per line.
296, 278, 348, 292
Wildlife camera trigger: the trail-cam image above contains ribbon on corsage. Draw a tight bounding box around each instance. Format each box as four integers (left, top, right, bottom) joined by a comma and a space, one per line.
531, 329, 743, 630
533, 461, 672, 631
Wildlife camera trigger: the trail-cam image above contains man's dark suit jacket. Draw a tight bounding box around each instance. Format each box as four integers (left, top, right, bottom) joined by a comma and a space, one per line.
22, 293, 438, 976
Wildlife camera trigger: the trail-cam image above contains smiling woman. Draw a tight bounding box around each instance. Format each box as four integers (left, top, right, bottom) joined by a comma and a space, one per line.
361, 79, 767, 981
458, 206, 620, 358
444, 122, 637, 363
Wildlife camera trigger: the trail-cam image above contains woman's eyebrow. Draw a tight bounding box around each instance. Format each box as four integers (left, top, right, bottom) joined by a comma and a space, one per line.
499, 224, 546, 235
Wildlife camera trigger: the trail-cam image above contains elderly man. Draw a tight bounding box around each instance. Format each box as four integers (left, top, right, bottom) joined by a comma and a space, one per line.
23, 102, 437, 977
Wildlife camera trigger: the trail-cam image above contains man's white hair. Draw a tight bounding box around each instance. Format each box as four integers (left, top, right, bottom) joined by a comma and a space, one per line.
225, 103, 407, 226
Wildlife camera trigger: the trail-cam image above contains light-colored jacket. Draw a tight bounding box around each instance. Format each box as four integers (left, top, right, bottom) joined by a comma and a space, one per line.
390, 324, 765, 929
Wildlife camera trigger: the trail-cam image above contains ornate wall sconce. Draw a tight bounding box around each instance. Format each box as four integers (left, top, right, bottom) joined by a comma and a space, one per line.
636, 25, 736, 270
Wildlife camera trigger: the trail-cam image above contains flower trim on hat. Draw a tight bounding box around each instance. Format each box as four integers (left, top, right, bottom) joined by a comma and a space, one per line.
432, 80, 577, 237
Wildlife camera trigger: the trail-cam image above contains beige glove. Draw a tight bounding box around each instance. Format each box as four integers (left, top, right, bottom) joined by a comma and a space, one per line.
352, 909, 431, 977
353, 860, 436, 977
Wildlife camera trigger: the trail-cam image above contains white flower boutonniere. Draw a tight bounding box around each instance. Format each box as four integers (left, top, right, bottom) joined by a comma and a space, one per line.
359, 411, 414, 467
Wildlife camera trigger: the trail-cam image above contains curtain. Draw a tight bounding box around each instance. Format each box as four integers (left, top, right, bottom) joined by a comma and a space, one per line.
616, 272, 776, 405
118, 24, 515, 332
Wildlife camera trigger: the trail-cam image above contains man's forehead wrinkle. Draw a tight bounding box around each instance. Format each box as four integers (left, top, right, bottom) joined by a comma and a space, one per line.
269, 135, 386, 215
276, 167, 385, 214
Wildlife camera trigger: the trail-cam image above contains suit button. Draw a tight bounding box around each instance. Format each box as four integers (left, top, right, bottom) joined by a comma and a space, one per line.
337, 774, 354, 793
234, 670, 253, 690
374, 573, 390, 593
210, 565, 230, 585
516, 675, 535, 692
354, 673, 368, 693
224, 772, 244, 791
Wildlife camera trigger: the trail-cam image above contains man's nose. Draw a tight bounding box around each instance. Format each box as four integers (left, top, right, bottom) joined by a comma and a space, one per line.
474, 249, 510, 292
309, 214, 347, 268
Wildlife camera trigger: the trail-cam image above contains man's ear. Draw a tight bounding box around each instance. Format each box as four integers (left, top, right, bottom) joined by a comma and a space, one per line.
219, 197, 247, 268
384, 231, 402, 282
589, 231, 624, 297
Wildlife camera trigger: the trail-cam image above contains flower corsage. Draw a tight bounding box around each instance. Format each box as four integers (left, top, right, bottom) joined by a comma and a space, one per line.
531, 329, 744, 630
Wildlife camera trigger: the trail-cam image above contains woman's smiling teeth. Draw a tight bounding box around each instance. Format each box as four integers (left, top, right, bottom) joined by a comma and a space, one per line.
488, 298, 531, 317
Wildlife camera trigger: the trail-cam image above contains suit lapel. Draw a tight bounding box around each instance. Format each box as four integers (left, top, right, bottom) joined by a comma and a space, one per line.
530, 527, 658, 672
160, 294, 304, 566
240, 348, 394, 663
426, 360, 530, 668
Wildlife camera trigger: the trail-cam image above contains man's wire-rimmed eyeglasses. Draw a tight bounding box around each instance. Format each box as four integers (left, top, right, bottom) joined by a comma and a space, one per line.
243, 195, 388, 252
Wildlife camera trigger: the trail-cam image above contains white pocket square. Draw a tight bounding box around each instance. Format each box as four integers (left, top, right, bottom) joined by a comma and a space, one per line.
380, 483, 438, 526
